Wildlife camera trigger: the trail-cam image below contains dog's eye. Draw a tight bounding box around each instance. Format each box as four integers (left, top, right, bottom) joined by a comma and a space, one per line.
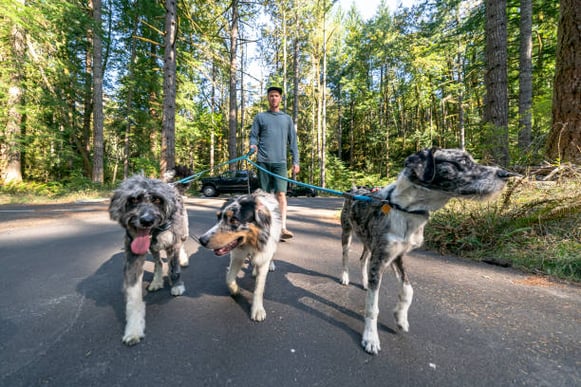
129, 197, 140, 205
151, 196, 162, 205
229, 217, 240, 226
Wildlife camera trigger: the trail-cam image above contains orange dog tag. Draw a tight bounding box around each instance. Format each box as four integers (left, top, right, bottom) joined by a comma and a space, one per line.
381, 204, 391, 215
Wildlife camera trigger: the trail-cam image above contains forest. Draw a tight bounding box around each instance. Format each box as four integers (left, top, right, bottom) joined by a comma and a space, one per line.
1, 0, 579, 189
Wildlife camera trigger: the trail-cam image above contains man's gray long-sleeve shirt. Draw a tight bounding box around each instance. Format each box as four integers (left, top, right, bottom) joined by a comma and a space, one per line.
250, 111, 299, 165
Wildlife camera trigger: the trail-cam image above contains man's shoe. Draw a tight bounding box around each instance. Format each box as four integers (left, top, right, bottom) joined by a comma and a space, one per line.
280, 229, 294, 239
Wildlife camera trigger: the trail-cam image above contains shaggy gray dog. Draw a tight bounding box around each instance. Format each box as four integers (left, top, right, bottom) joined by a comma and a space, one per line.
340, 148, 518, 354
109, 173, 190, 345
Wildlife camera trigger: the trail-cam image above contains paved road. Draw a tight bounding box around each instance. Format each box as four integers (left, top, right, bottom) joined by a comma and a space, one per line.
0, 197, 579, 387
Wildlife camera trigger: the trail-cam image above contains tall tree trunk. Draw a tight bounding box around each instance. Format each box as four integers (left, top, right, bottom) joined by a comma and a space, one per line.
92, 0, 104, 183
161, 0, 178, 174
228, 0, 239, 170
320, 4, 328, 188
123, 17, 139, 181
210, 62, 216, 171
546, 0, 581, 163
483, 0, 509, 166
518, 0, 533, 152
292, 2, 300, 180
1, 0, 25, 183
82, 21, 93, 178
239, 39, 246, 160
282, 7, 288, 112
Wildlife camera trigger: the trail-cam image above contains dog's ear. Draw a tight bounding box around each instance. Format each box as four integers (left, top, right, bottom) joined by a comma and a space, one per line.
254, 198, 272, 228
405, 147, 437, 183
109, 190, 125, 221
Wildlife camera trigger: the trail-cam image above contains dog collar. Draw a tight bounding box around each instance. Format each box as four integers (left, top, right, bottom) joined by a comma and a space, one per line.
383, 189, 430, 217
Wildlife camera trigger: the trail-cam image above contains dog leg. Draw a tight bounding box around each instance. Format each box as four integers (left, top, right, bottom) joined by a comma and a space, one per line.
148, 253, 164, 292
250, 260, 270, 321
169, 251, 185, 296
226, 251, 245, 296
360, 247, 370, 289
180, 206, 190, 268
361, 256, 384, 355
178, 245, 189, 267
340, 222, 353, 286
123, 254, 146, 346
392, 256, 413, 332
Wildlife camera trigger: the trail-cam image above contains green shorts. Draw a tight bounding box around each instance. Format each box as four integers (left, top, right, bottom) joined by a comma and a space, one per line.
257, 162, 288, 193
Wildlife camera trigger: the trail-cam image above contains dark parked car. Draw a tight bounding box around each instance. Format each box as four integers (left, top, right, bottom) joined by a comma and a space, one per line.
287, 184, 318, 197
200, 170, 259, 197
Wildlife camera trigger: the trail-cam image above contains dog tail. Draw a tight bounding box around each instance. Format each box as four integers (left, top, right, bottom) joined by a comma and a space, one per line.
166, 165, 195, 194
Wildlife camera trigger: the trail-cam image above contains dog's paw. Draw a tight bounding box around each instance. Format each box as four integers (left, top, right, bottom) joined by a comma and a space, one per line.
361, 338, 381, 355
340, 272, 350, 286
362, 321, 381, 355
227, 281, 239, 296
147, 280, 164, 292
269, 260, 276, 272
122, 332, 144, 346
171, 282, 185, 296
250, 306, 266, 322
394, 311, 410, 332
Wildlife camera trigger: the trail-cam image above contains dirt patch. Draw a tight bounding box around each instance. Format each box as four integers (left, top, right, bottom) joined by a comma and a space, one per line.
513, 276, 558, 287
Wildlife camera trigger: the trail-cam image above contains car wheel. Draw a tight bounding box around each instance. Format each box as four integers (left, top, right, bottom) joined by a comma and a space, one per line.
202, 185, 218, 197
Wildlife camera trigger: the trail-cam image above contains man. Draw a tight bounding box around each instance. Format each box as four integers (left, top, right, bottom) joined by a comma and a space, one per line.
250, 86, 300, 239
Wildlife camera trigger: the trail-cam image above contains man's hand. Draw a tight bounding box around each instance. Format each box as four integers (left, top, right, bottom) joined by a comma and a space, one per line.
249, 145, 258, 155
292, 164, 300, 175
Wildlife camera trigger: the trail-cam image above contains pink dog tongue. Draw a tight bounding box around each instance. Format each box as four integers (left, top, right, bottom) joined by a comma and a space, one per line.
131, 229, 151, 255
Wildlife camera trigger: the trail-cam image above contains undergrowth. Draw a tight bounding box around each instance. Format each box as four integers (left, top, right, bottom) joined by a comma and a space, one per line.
0, 180, 113, 204
424, 177, 581, 282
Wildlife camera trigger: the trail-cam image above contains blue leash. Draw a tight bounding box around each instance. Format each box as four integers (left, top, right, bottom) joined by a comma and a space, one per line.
244, 158, 372, 202
172, 152, 254, 186
173, 150, 373, 202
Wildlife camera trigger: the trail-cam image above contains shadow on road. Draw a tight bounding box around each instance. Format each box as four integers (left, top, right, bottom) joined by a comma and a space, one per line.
76, 244, 395, 350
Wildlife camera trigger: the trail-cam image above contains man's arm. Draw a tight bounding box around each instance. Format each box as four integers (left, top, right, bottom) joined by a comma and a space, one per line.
249, 114, 260, 153
288, 116, 300, 174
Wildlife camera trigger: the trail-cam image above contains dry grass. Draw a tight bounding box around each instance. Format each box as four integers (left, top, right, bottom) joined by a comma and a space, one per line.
424, 176, 581, 282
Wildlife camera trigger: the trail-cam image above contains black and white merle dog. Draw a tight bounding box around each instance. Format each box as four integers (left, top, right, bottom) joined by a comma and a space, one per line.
199, 190, 281, 322
109, 172, 191, 345
341, 148, 517, 354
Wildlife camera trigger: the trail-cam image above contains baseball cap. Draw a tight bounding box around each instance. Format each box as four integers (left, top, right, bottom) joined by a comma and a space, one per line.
267, 86, 283, 95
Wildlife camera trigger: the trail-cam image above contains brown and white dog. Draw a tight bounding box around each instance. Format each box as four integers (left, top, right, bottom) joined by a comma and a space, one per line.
199, 190, 281, 321
340, 148, 517, 354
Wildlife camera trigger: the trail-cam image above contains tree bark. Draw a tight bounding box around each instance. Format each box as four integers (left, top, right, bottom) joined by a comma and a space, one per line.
2, 0, 25, 183
91, 0, 104, 183
161, 0, 178, 174
546, 0, 581, 164
483, 0, 509, 166
518, 0, 533, 152
228, 0, 239, 171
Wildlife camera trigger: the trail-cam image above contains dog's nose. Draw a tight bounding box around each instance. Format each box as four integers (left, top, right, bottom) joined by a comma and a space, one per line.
198, 233, 209, 247
139, 213, 156, 227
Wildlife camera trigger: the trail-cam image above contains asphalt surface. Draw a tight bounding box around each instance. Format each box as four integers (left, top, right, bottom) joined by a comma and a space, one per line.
0, 196, 579, 387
